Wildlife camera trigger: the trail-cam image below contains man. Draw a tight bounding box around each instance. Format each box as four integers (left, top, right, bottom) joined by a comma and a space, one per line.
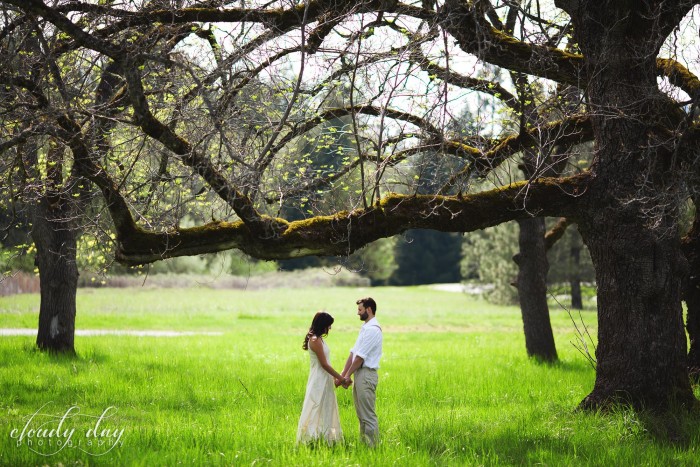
337, 297, 383, 446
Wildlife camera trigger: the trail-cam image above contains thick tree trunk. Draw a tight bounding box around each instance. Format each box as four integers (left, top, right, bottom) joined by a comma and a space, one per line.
687, 283, 700, 380
572, 3, 696, 410
514, 217, 558, 361
682, 206, 700, 379
32, 196, 79, 354
580, 215, 693, 409
569, 238, 583, 310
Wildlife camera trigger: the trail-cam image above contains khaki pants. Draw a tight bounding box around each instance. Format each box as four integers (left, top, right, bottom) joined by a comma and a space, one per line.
353, 367, 379, 446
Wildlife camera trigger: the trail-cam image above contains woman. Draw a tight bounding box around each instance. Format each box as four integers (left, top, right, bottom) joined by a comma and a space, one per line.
297, 311, 345, 444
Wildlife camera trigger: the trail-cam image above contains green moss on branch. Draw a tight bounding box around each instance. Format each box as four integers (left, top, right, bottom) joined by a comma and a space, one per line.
115, 174, 591, 265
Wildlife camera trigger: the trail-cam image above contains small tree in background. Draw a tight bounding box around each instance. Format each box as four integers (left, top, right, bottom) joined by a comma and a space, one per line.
547, 224, 595, 310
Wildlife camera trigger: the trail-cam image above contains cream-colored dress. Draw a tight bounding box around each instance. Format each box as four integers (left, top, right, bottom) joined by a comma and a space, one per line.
296, 339, 343, 444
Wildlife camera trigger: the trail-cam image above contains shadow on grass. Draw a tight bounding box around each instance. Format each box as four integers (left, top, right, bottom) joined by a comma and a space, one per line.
396, 399, 700, 465
398, 425, 581, 465
633, 407, 700, 447
579, 401, 700, 448
405, 412, 700, 465
528, 356, 593, 374
5, 341, 112, 366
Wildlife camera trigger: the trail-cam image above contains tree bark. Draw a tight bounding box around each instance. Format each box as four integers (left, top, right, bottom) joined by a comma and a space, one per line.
682, 204, 700, 379
32, 196, 79, 354
574, 2, 696, 410
569, 236, 583, 310
580, 213, 693, 409
515, 217, 558, 361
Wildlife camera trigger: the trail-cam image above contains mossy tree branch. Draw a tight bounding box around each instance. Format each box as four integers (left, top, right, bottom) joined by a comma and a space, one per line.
440, 113, 593, 191
3, 0, 698, 268
657, 58, 700, 101
113, 173, 590, 265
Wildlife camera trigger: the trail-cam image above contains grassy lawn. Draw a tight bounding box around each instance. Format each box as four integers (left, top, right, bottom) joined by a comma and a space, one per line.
0, 286, 698, 466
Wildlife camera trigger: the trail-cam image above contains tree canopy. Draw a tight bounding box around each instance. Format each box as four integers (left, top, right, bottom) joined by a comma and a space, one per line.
0, 0, 600, 262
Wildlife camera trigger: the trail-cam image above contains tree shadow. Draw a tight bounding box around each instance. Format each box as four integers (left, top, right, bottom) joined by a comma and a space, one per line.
577, 401, 700, 448
529, 357, 592, 373
634, 407, 700, 447
19, 342, 111, 365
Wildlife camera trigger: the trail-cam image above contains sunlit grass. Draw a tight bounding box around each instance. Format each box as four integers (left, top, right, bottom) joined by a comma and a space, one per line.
0, 286, 698, 466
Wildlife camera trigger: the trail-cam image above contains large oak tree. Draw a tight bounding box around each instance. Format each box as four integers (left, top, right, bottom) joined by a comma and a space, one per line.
1, 0, 700, 411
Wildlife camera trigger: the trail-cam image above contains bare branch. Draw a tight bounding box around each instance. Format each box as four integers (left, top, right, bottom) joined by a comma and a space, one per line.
544, 216, 573, 251
410, 49, 520, 109
441, 114, 593, 191
120, 63, 277, 235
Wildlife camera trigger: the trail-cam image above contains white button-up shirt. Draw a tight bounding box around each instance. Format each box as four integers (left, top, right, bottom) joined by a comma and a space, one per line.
351, 317, 383, 369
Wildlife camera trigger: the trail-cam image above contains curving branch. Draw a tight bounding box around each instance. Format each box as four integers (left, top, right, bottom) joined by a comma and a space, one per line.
120, 63, 280, 236
220, 16, 342, 108
114, 172, 591, 265
3, 0, 122, 57
77, 0, 431, 32
413, 50, 520, 109
284, 105, 441, 149
0, 73, 49, 107
0, 125, 49, 153
657, 58, 700, 101
386, 23, 521, 109
9, 0, 698, 108
50, 112, 138, 241
544, 216, 573, 251
438, 0, 583, 85
440, 113, 594, 191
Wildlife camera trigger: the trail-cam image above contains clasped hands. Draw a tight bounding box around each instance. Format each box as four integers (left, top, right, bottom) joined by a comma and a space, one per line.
334, 376, 352, 389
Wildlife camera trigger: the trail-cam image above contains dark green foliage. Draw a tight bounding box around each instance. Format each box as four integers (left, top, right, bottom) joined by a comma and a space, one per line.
338, 237, 397, 285
387, 135, 465, 285
278, 255, 326, 271
0, 203, 34, 273
389, 229, 462, 285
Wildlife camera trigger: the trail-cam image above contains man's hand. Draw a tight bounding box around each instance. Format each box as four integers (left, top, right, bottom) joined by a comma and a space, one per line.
342, 377, 352, 389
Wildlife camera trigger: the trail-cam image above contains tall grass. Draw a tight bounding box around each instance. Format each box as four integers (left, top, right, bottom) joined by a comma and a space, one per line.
0, 286, 698, 466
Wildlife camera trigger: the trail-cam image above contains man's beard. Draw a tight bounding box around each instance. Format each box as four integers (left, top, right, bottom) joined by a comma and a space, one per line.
359, 311, 369, 321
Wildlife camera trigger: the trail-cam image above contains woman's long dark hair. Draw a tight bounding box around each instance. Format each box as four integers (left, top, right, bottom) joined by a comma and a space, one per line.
302, 312, 334, 350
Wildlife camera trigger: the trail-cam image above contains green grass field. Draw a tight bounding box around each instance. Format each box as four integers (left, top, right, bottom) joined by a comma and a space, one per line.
0, 286, 698, 466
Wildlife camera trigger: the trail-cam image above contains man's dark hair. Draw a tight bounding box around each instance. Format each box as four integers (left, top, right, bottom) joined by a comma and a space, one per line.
356, 297, 377, 314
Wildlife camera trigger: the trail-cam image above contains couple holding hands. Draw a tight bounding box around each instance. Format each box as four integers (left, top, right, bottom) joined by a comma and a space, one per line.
297, 297, 383, 446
